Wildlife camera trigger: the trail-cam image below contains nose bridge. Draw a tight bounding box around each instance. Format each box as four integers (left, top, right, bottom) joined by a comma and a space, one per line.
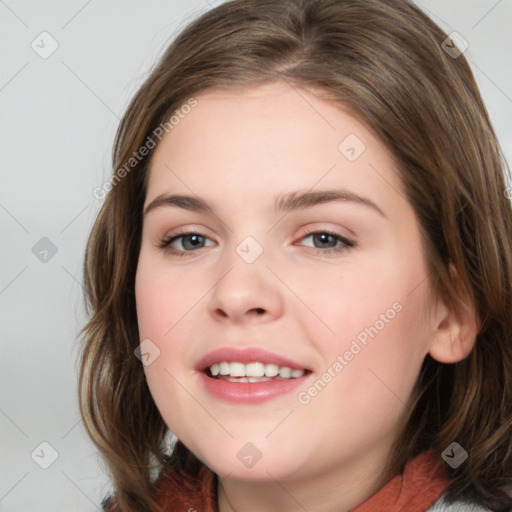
208, 233, 283, 321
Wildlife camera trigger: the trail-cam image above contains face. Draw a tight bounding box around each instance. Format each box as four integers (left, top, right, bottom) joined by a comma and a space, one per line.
135, 81, 437, 484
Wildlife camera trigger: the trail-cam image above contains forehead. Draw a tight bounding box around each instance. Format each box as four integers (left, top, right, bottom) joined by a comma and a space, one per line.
145, 81, 405, 212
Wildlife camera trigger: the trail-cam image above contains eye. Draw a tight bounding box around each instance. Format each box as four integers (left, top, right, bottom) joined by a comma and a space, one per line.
297, 229, 355, 255
159, 228, 356, 257
159, 231, 214, 256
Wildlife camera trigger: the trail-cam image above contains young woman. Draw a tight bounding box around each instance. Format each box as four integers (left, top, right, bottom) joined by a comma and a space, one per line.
78, 1, 512, 510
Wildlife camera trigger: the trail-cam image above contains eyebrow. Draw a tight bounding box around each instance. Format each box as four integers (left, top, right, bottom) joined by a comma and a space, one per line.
143, 189, 386, 218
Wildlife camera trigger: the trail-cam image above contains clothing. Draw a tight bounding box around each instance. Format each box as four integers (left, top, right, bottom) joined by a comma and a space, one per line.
155, 450, 493, 511
426, 496, 494, 511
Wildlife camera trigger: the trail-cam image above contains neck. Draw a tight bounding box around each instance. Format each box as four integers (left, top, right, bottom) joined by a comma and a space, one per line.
217, 442, 395, 512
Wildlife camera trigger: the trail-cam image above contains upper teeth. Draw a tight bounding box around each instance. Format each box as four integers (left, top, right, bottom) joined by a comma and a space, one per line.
209, 362, 305, 379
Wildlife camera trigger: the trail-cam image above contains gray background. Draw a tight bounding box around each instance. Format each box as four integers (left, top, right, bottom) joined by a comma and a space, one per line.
1, 1, 511, 510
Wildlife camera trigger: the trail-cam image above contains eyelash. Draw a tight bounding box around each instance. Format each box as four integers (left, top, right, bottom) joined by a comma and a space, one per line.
158, 228, 356, 258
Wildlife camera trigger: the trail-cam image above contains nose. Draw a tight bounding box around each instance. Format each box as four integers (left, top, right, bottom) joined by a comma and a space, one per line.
208, 257, 285, 324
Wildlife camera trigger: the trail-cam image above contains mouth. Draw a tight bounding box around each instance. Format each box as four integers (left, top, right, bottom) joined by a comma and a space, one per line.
205, 361, 309, 382
196, 347, 313, 403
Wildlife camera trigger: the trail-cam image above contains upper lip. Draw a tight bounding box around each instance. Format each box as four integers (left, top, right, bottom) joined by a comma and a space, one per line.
195, 347, 311, 372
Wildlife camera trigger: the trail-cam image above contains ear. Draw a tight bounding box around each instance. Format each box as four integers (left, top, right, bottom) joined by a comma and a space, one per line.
428, 263, 480, 364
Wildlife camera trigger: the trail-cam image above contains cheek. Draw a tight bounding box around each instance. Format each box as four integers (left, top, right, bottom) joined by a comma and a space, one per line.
135, 258, 183, 397
135, 254, 215, 428
135, 269, 196, 440
296, 249, 432, 414
305, 284, 430, 428
291, 311, 428, 469
292, 253, 424, 356
135, 253, 205, 350
135, 257, 176, 337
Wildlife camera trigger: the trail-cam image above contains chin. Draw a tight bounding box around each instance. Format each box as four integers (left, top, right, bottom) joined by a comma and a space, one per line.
188, 437, 310, 482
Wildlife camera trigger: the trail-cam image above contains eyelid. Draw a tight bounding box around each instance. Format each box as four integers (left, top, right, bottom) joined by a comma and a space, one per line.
296, 227, 356, 254
158, 224, 356, 258
158, 224, 213, 242
295, 224, 355, 242
158, 229, 214, 249
158, 224, 353, 244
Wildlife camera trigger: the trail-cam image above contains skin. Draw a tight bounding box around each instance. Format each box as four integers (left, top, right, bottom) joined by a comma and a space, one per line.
135, 81, 478, 512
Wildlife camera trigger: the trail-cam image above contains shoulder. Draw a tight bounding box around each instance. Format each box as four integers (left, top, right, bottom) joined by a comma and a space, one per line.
426, 494, 496, 511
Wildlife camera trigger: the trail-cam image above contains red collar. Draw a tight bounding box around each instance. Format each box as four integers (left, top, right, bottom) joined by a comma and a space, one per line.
350, 451, 448, 511
156, 450, 448, 511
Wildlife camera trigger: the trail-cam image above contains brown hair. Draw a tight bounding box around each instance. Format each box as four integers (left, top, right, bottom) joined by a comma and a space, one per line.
78, 0, 512, 510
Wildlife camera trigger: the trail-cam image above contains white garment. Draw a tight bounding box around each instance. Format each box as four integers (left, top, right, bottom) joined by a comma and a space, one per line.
426, 495, 496, 511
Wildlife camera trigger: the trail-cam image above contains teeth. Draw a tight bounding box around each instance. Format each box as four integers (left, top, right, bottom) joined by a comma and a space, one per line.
230, 362, 245, 377
264, 363, 279, 377
246, 362, 265, 377
208, 361, 306, 380
225, 377, 272, 383
219, 362, 230, 375
279, 366, 291, 379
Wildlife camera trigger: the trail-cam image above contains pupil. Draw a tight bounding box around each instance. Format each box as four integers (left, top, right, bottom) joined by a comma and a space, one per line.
316, 233, 334, 248
185, 235, 203, 249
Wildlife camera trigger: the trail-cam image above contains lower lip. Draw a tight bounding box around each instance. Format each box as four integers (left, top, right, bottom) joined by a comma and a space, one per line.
198, 372, 311, 403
